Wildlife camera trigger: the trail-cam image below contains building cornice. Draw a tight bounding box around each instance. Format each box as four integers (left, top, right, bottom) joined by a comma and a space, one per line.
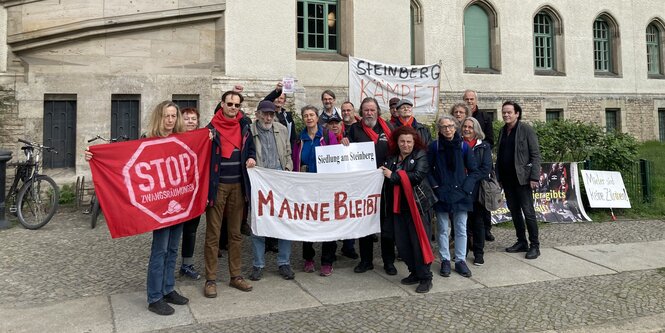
7, 4, 225, 52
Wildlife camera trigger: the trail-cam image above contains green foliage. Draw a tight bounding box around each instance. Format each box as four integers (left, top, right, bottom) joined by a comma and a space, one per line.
59, 183, 75, 205
587, 131, 638, 174
532, 120, 602, 162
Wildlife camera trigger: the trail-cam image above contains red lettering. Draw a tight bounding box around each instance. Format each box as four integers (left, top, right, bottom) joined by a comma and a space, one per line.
368, 194, 381, 215
353, 199, 363, 217
334, 192, 348, 219
366, 196, 375, 215
401, 85, 411, 98
430, 86, 438, 107
257, 190, 274, 217
306, 203, 318, 220
413, 85, 422, 108
372, 79, 384, 100
320, 203, 330, 222
278, 199, 292, 219
360, 79, 370, 100
293, 202, 305, 220
386, 83, 399, 96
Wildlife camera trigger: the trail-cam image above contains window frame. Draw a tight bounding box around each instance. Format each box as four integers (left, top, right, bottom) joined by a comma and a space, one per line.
605, 108, 620, 132
533, 6, 566, 76
593, 13, 622, 77
463, 1, 501, 74
646, 20, 665, 79
545, 108, 563, 122
297, 0, 339, 53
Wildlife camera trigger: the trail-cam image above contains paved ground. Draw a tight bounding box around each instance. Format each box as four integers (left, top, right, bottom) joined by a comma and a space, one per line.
1, 207, 665, 332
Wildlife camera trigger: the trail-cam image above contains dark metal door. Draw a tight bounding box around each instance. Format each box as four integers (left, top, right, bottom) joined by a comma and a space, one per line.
43, 99, 76, 168
111, 96, 140, 140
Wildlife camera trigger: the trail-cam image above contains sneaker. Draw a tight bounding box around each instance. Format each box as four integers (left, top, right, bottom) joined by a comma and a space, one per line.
415, 279, 432, 293
473, 255, 485, 266
485, 231, 495, 242
455, 261, 472, 278
278, 265, 295, 280
353, 261, 374, 273
320, 264, 333, 277
179, 264, 201, 280
400, 274, 420, 285
383, 263, 397, 276
249, 266, 263, 281
204, 280, 217, 298
505, 242, 529, 253
525, 246, 540, 259
439, 260, 451, 277
303, 260, 316, 273
341, 249, 359, 259
229, 276, 253, 292
163, 290, 189, 305
148, 299, 174, 316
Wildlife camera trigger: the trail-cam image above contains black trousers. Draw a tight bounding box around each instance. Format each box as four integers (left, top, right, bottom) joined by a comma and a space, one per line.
181, 216, 201, 258
303, 241, 337, 265
503, 182, 539, 247
393, 212, 432, 281
467, 201, 488, 256
359, 235, 395, 266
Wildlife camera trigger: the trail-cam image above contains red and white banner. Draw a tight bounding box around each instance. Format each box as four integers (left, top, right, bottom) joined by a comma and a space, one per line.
88, 129, 211, 238
248, 167, 384, 242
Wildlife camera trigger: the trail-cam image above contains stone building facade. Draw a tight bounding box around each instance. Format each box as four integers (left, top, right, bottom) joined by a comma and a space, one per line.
0, 0, 664, 183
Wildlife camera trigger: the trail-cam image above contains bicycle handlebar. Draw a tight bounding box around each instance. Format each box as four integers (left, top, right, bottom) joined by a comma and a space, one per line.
88, 135, 130, 143
17, 139, 58, 154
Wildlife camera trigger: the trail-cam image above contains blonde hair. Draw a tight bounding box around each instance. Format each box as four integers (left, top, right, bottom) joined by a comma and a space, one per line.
146, 101, 185, 138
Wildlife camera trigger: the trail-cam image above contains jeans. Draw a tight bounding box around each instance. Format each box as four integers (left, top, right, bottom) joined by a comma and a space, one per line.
251, 234, 292, 268
436, 210, 468, 262
147, 223, 183, 304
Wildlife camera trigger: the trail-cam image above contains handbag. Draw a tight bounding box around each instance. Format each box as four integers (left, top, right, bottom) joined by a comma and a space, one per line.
414, 179, 438, 214
478, 171, 504, 211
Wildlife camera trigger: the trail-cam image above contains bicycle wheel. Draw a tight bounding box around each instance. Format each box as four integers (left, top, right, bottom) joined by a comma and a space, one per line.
90, 194, 101, 229
17, 175, 60, 230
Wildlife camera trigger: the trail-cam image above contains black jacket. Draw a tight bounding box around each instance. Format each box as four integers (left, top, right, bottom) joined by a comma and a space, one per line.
346, 121, 394, 167
472, 106, 494, 147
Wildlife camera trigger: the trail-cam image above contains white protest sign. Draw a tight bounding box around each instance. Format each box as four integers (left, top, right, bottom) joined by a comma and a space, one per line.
282, 77, 295, 94
248, 167, 383, 242
315, 142, 377, 173
348, 56, 441, 114
581, 170, 631, 208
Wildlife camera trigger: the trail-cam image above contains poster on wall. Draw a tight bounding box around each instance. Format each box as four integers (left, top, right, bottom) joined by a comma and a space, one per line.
491, 162, 592, 224
348, 56, 441, 114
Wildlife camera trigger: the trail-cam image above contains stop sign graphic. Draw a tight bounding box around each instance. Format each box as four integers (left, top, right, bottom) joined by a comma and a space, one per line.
122, 137, 200, 224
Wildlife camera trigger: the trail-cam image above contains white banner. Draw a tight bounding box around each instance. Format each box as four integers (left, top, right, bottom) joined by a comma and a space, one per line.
248, 167, 384, 241
581, 170, 631, 208
348, 56, 441, 114
315, 142, 377, 173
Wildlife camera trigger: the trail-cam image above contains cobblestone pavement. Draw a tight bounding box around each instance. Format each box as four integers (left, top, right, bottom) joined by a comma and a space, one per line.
1, 207, 664, 332
159, 269, 665, 333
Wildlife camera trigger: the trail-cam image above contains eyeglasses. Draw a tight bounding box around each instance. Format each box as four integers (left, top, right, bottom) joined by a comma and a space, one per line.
440, 124, 455, 130
226, 102, 241, 108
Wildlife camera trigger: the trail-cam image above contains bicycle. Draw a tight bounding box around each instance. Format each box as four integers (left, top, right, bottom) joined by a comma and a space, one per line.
85, 135, 128, 229
6, 139, 60, 229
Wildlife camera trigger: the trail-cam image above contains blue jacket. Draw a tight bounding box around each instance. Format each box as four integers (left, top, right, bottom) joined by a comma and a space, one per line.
427, 133, 481, 212
469, 139, 493, 199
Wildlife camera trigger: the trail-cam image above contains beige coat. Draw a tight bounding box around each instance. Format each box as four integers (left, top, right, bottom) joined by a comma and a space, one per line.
251, 121, 293, 171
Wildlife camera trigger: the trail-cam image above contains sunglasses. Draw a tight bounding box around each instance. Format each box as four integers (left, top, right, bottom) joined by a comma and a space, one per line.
226, 102, 242, 108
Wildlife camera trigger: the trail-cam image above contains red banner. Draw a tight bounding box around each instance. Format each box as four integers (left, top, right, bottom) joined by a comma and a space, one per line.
89, 129, 211, 238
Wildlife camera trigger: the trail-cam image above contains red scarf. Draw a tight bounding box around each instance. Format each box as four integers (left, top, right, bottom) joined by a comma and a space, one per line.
392, 170, 434, 264
361, 117, 392, 144
464, 138, 477, 148
210, 107, 242, 158
400, 116, 414, 127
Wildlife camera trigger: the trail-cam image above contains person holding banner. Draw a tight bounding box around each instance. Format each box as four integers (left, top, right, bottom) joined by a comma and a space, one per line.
461, 117, 493, 266
343, 97, 397, 276
248, 100, 296, 281
84, 101, 190, 315
203, 90, 257, 298
428, 115, 480, 278
263, 82, 297, 148
292, 105, 339, 276
381, 126, 434, 293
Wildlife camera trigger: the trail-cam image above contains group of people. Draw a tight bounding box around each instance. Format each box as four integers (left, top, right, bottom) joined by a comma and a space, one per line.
85, 86, 543, 316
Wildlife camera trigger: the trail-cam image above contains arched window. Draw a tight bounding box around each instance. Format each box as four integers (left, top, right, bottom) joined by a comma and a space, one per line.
646, 21, 664, 77
593, 13, 621, 76
534, 12, 553, 70
463, 1, 500, 73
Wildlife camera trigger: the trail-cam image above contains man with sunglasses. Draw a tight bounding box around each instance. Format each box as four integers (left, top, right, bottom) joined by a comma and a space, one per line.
203, 90, 257, 298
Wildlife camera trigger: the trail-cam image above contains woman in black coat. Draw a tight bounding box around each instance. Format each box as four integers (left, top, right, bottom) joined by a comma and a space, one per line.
381, 126, 434, 293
